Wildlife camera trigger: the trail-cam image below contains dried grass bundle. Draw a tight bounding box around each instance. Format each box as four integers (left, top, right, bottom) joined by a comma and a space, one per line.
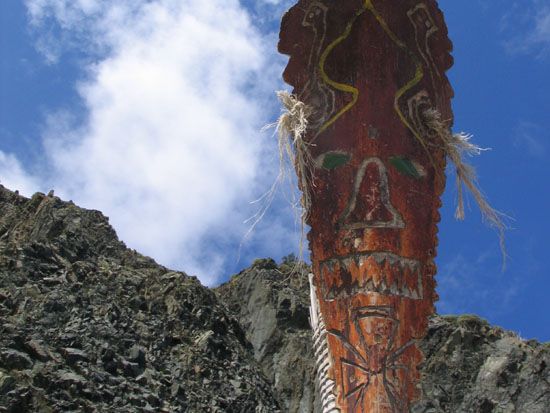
424, 108, 508, 265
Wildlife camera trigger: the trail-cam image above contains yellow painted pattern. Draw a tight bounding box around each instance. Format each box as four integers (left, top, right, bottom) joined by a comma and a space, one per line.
317, 8, 366, 134
317, 0, 433, 162
364, 1, 432, 161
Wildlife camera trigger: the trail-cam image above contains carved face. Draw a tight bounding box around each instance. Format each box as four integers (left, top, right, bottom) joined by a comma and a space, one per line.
279, 0, 453, 266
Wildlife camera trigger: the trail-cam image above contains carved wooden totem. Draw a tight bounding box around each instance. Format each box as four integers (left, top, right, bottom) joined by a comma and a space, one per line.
279, 1, 454, 412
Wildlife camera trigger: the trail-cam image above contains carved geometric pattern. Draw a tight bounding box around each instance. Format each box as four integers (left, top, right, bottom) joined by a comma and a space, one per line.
328, 306, 416, 413
319, 252, 424, 301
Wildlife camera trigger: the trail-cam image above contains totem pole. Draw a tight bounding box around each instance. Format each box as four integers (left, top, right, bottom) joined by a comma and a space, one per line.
278, 1, 454, 411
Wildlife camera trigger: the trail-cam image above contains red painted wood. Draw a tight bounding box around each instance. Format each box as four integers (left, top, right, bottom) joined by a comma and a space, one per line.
279, 1, 453, 411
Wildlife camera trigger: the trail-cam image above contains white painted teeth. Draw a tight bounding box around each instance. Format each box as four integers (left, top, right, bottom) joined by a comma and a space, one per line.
319, 252, 424, 300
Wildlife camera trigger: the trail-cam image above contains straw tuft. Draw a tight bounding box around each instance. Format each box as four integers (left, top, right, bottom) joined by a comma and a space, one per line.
423, 108, 508, 266
271, 91, 315, 260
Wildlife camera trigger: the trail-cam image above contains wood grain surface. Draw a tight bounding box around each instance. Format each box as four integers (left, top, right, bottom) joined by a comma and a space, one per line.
279, 1, 454, 411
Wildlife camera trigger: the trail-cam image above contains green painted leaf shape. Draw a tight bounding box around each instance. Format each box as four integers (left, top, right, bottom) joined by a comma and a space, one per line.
389, 156, 422, 179
322, 152, 351, 170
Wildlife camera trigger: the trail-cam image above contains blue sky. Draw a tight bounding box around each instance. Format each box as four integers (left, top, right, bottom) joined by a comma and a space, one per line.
1, 0, 549, 341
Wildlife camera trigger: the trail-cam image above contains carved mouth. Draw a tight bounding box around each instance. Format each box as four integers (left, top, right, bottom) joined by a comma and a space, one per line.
319, 252, 424, 301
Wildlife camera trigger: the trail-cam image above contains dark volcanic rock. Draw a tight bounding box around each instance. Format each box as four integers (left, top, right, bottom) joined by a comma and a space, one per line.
0, 185, 278, 412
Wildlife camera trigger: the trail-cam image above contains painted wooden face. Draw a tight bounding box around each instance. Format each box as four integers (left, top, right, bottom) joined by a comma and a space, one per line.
280, 1, 454, 411
279, 0, 454, 264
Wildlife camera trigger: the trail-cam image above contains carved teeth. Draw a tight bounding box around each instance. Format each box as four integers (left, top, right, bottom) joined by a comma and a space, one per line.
373, 253, 386, 266
389, 280, 400, 296
320, 252, 424, 300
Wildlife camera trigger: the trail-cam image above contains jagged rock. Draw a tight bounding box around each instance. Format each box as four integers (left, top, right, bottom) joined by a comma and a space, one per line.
61, 348, 89, 364
127, 345, 146, 367
0, 185, 279, 413
215, 257, 319, 413
414, 315, 550, 413
0, 349, 33, 370
0, 371, 15, 395
24, 339, 51, 361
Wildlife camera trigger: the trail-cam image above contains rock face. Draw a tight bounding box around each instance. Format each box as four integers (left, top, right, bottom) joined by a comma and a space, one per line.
0, 185, 278, 412
215, 258, 320, 413
0, 184, 548, 412
415, 315, 550, 413
217, 261, 550, 413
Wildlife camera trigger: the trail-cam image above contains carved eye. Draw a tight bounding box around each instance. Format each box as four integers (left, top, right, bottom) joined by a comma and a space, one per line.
389, 156, 426, 179
316, 151, 351, 170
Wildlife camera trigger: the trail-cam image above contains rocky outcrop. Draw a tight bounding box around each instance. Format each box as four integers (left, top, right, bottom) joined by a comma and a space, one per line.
415, 315, 550, 412
217, 262, 550, 413
0, 185, 279, 412
215, 258, 319, 413
1, 184, 548, 412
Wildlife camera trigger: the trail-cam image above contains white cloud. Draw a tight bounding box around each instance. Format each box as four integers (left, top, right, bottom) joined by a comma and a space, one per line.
502, 1, 550, 57
533, 6, 550, 43
437, 250, 521, 317
0, 151, 41, 197
15, 0, 297, 285
512, 121, 546, 159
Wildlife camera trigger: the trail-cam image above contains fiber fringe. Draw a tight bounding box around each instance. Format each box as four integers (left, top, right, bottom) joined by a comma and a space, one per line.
271, 91, 316, 261
242, 91, 313, 261
423, 108, 508, 266
309, 274, 340, 413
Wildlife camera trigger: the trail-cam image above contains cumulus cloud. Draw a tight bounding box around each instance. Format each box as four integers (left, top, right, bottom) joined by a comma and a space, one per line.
12, 0, 298, 284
